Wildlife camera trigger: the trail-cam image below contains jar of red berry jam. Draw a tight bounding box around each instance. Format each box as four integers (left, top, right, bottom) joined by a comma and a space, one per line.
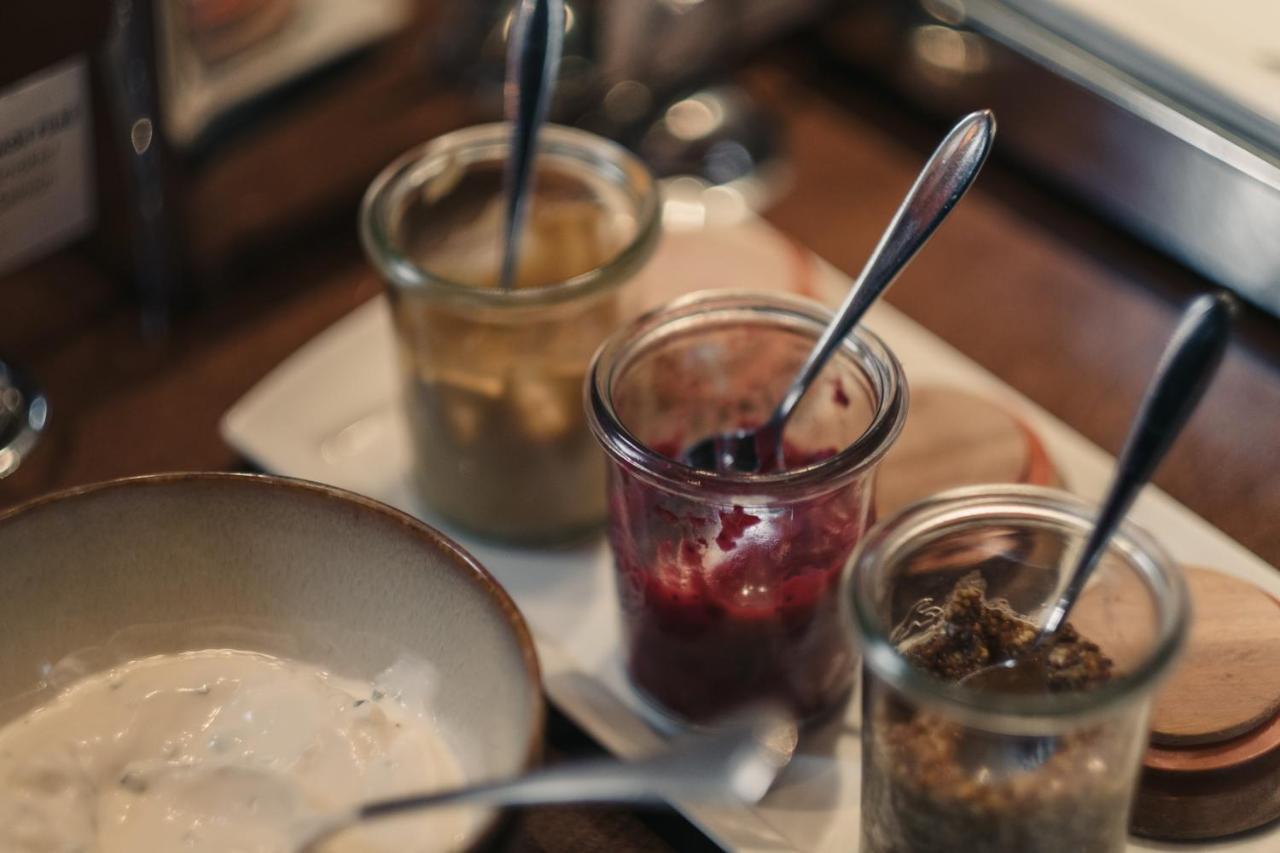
586, 290, 908, 726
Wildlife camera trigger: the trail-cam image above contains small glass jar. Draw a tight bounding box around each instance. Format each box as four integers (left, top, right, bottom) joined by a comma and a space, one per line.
848, 485, 1189, 853
361, 123, 660, 544
586, 291, 908, 726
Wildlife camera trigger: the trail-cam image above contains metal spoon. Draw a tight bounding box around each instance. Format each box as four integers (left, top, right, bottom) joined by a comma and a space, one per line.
499, 0, 564, 291
295, 706, 796, 850
680, 110, 996, 473
963, 292, 1234, 694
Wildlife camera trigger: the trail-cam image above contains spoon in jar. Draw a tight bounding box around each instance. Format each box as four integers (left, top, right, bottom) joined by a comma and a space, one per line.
294, 706, 796, 851
680, 110, 995, 473
961, 292, 1234, 694
498, 0, 564, 291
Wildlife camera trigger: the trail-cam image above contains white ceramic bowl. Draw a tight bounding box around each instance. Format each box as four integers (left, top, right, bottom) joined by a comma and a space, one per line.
0, 472, 543, 849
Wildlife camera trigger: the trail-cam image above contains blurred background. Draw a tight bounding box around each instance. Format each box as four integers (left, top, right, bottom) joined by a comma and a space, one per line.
2, 0, 1279, 553
5, 1, 1279, 316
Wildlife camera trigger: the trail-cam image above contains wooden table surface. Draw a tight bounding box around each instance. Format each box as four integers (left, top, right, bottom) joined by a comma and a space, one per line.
2, 29, 1278, 853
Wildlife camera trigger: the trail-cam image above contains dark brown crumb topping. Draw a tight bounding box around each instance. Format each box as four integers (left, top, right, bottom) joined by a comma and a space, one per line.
861, 576, 1126, 853
901, 578, 1113, 690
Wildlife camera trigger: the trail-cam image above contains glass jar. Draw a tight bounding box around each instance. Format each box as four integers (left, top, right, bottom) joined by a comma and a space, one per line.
361, 123, 660, 544
848, 485, 1189, 853
586, 291, 908, 726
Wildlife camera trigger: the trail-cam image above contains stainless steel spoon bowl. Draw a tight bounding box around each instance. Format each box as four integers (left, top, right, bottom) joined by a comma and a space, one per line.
680, 110, 995, 473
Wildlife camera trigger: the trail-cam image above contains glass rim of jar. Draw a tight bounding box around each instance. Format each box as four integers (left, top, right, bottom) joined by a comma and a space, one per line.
585, 289, 909, 496
848, 484, 1189, 726
359, 122, 661, 309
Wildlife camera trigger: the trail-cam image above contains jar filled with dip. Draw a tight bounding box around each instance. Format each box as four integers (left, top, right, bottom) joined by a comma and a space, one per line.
361, 124, 659, 543
585, 291, 908, 725
848, 485, 1189, 853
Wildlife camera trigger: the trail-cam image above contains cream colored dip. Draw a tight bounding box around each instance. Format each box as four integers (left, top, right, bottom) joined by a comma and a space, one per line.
0, 649, 472, 852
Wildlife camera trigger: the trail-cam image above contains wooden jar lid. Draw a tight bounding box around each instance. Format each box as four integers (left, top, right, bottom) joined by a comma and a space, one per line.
1150, 567, 1280, 747
876, 387, 1058, 516
1133, 567, 1280, 841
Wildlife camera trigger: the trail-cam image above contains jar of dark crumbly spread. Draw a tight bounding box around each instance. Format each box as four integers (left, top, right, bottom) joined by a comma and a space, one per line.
847, 485, 1188, 853
586, 291, 908, 726
361, 124, 659, 544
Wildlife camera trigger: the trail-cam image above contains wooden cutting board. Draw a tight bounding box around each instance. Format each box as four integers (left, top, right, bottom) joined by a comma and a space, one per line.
876, 386, 1059, 515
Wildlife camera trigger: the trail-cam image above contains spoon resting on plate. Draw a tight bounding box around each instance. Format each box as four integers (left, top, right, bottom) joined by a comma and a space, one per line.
295, 706, 797, 850
680, 109, 995, 473
962, 292, 1234, 693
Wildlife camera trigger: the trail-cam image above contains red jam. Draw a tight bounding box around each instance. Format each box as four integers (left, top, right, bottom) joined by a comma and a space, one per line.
607, 443, 871, 724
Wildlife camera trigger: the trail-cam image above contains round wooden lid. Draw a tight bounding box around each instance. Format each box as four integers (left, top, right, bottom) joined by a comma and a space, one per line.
1149, 567, 1280, 747
1136, 707, 1280, 840
876, 386, 1059, 516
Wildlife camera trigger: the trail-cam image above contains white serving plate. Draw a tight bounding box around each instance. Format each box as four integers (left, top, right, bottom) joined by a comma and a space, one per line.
222, 218, 1280, 852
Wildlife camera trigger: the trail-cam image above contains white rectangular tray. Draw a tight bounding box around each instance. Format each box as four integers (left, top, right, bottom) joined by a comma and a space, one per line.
222, 219, 1280, 852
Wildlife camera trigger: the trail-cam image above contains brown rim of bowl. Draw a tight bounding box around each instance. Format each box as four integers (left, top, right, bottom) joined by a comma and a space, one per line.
0, 471, 546, 842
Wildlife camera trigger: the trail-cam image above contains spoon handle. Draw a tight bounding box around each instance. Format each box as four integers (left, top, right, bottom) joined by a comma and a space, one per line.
299, 709, 794, 850
303, 761, 683, 851
361, 750, 714, 819
1040, 292, 1234, 637
764, 110, 995, 439
500, 0, 563, 291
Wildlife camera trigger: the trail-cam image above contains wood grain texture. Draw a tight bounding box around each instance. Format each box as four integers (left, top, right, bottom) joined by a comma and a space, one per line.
1133, 569, 1280, 839
1150, 568, 1280, 746
1136, 712, 1280, 840
875, 386, 1059, 516
1146, 711, 1280, 774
